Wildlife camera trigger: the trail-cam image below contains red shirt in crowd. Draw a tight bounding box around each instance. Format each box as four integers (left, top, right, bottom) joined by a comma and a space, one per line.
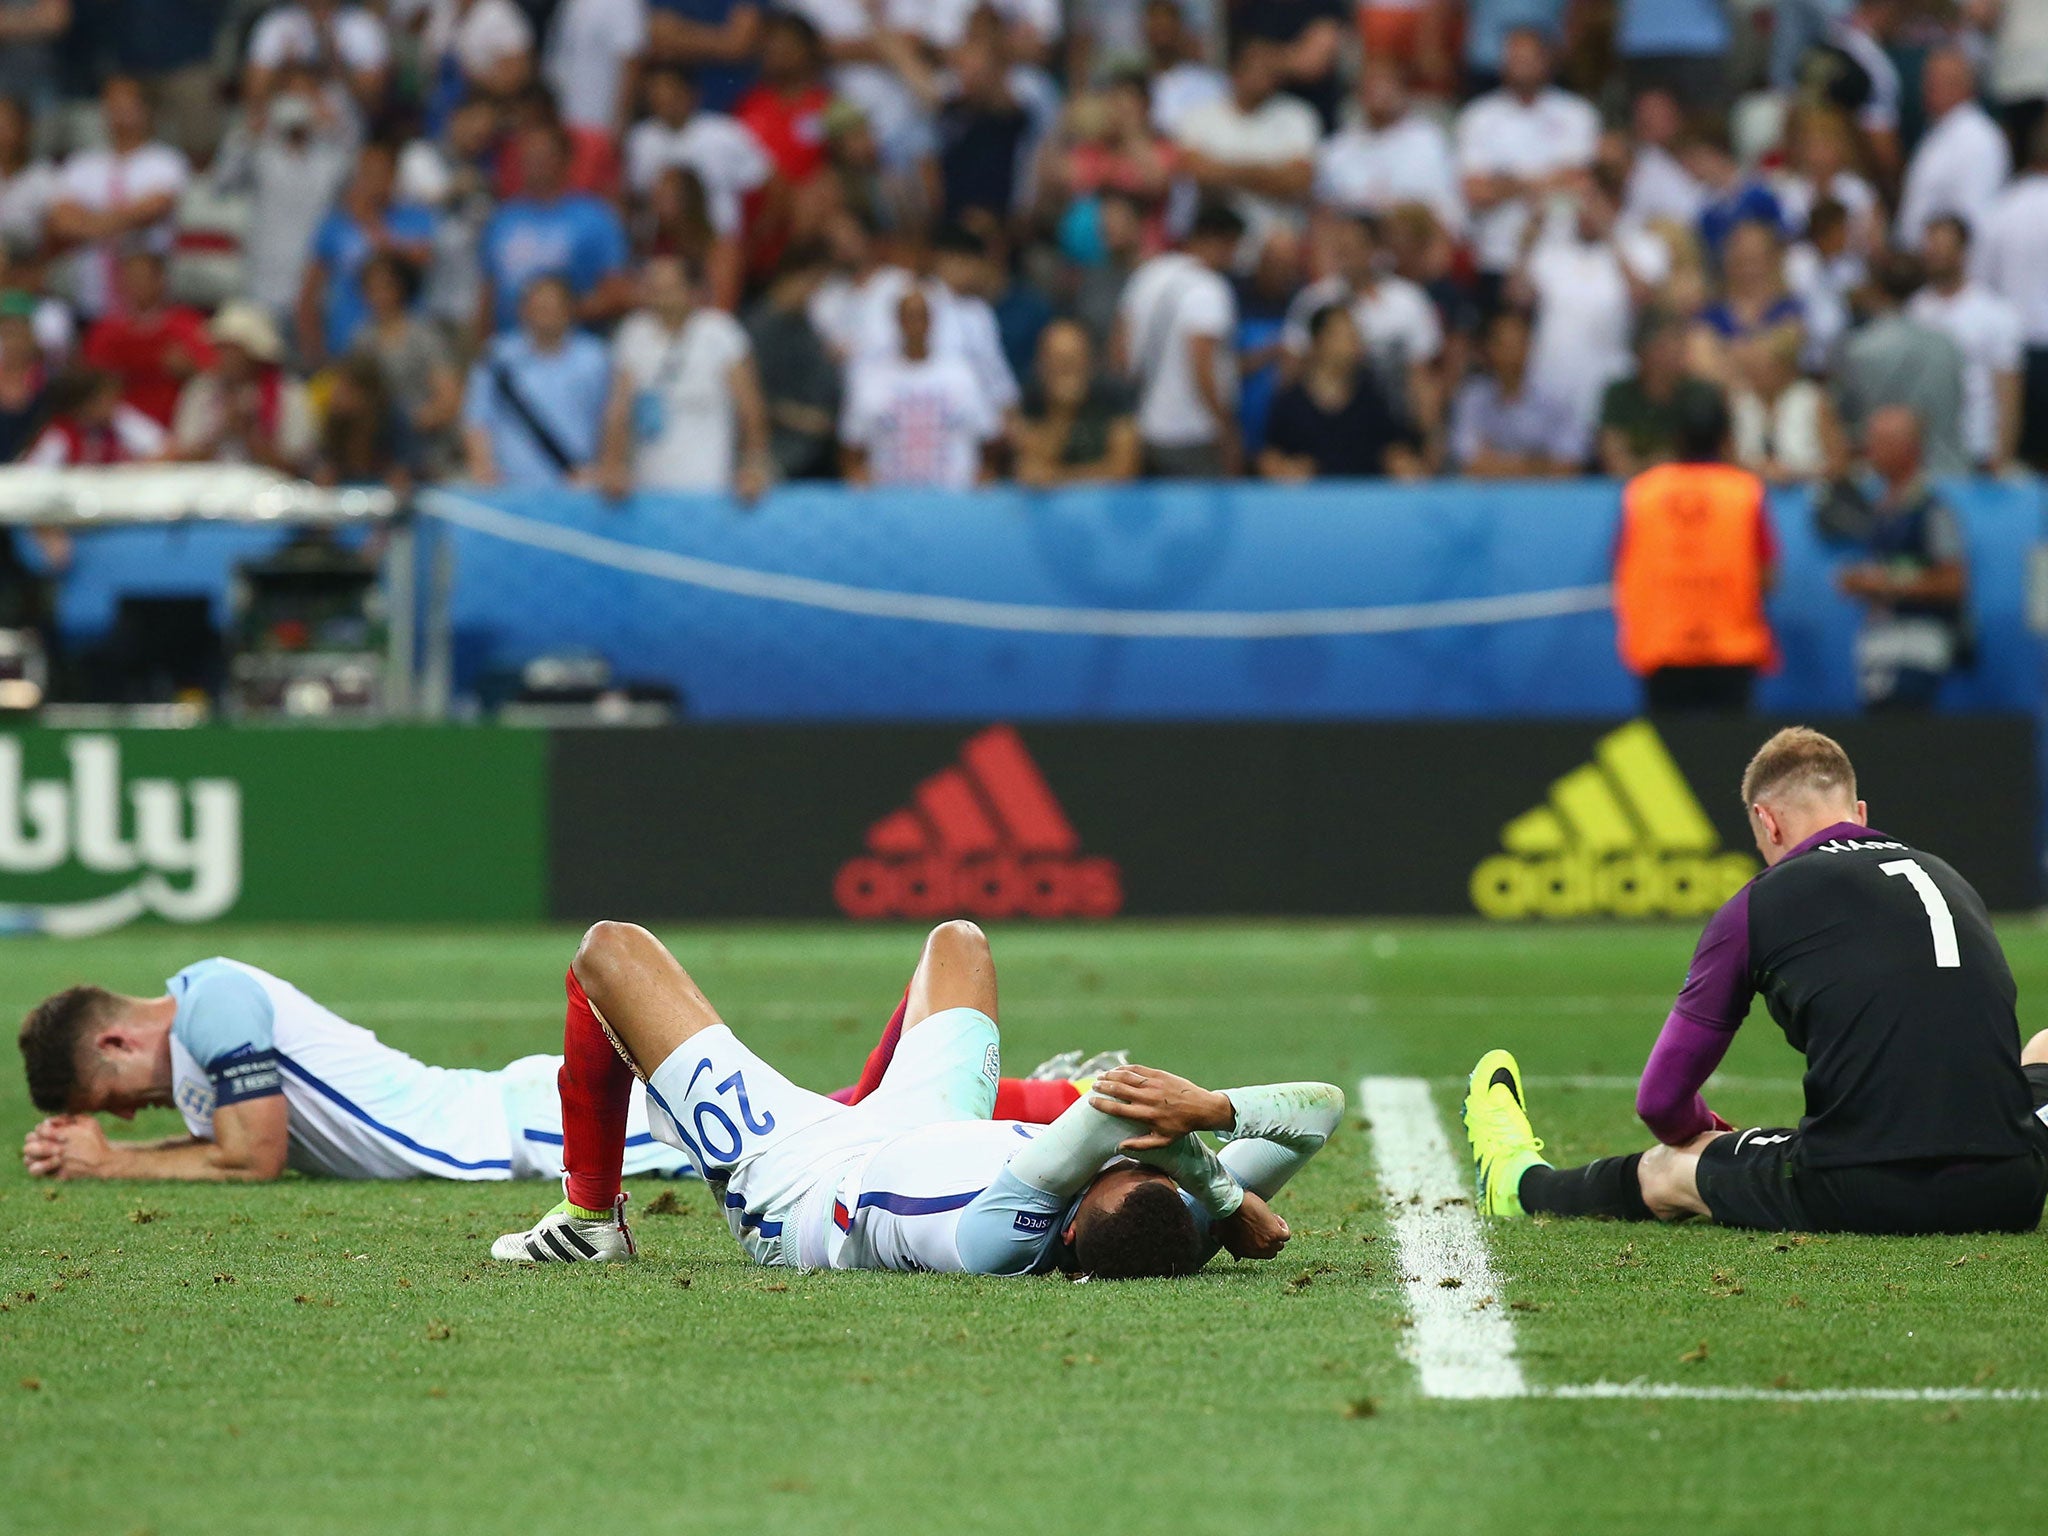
495, 125, 622, 201
735, 83, 833, 185
82, 307, 217, 426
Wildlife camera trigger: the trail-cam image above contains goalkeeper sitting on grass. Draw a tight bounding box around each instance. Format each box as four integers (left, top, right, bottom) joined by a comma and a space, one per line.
1464, 727, 2048, 1236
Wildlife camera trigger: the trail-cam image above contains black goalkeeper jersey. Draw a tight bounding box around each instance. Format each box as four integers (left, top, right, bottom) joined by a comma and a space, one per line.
1727, 824, 2038, 1166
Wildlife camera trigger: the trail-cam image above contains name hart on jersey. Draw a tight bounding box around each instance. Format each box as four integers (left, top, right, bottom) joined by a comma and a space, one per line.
0, 735, 243, 924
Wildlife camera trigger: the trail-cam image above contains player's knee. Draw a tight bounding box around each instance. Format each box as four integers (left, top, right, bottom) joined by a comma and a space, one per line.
573, 921, 650, 994
2023, 1030, 2048, 1066
926, 919, 990, 968
1637, 1144, 1706, 1222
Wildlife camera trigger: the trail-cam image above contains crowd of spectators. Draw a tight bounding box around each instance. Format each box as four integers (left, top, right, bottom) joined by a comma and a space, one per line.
0, 0, 2039, 501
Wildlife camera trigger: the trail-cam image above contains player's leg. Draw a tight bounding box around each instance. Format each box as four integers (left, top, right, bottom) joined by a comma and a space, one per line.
570, 921, 727, 1072
1465, 1049, 1699, 1221
904, 919, 997, 1031
840, 921, 1009, 1134
497, 922, 841, 1264
833, 921, 1110, 1121
831, 922, 992, 1106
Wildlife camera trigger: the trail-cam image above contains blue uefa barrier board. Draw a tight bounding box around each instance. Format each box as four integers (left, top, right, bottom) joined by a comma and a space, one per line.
427, 479, 2046, 719
43, 478, 2046, 720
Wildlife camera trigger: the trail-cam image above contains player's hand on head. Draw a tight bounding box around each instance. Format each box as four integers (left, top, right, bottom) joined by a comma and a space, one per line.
1089, 1065, 1234, 1148
1215, 1190, 1290, 1261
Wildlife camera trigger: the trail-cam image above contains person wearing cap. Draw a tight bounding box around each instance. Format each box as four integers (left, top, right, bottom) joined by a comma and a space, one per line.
169, 302, 317, 474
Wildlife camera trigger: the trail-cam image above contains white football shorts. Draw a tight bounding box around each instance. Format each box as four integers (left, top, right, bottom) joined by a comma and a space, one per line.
641, 1007, 1000, 1266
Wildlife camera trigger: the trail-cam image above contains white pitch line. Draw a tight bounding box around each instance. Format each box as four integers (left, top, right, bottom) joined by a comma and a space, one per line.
1357, 1076, 2046, 1407
1358, 1075, 1527, 1400
1541, 1382, 2048, 1404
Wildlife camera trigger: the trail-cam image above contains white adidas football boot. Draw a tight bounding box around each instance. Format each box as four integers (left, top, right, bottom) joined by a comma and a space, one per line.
491, 1189, 637, 1264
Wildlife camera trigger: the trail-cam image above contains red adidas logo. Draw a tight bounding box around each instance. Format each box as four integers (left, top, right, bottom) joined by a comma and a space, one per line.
834, 726, 1123, 921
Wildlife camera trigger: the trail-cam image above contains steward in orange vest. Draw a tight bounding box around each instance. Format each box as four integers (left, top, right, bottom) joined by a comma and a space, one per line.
1612, 391, 1777, 713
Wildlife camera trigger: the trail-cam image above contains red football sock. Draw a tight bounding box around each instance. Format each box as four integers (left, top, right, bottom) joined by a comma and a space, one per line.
994, 1078, 1081, 1123
559, 967, 633, 1213
831, 985, 910, 1104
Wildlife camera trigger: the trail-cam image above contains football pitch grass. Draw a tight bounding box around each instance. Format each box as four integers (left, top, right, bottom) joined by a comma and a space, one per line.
5, 920, 2048, 1536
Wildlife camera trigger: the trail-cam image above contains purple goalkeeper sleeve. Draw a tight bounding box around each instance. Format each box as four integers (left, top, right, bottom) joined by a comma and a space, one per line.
1635, 1010, 1739, 1145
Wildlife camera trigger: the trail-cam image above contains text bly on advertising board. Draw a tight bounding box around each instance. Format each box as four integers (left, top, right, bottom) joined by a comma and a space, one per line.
0, 728, 547, 932
0, 735, 240, 935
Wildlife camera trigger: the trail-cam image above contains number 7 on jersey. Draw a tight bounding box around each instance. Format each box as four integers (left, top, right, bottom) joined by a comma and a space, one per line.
1881, 859, 1962, 968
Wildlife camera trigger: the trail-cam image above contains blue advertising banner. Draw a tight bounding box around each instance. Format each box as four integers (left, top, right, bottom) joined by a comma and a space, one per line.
40, 479, 2045, 720
423, 480, 2046, 719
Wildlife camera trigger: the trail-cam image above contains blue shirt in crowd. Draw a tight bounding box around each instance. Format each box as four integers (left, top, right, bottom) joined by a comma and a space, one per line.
480, 194, 630, 332
1464, 0, 1570, 73
1617, 0, 1730, 57
462, 330, 611, 487
310, 203, 438, 357
1698, 180, 1789, 263
649, 0, 758, 111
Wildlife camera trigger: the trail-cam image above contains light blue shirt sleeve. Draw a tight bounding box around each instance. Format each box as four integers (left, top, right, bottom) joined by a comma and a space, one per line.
170, 961, 282, 1105
954, 1166, 1075, 1276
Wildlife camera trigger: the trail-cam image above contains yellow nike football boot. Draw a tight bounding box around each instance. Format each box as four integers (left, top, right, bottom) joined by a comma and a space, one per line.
1462, 1050, 1550, 1218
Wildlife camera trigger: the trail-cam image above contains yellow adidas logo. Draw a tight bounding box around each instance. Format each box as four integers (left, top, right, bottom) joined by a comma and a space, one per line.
1471, 721, 1758, 920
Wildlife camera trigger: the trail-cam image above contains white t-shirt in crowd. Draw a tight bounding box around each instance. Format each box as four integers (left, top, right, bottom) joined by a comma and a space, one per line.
1772, 169, 1881, 248
808, 266, 906, 359
56, 141, 190, 316
1784, 239, 1862, 371
1979, 174, 2048, 345
1524, 225, 1670, 454
1908, 282, 2024, 464
1828, 19, 1901, 135
247, 5, 391, 72
1280, 272, 1443, 366
1623, 143, 1704, 229
1895, 102, 2012, 254
834, 268, 1020, 411
1118, 250, 1236, 448
0, 159, 58, 251
624, 113, 772, 235
893, 0, 1060, 47
841, 352, 999, 488
24, 402, 165, 465
1174, 92, 1321, 240
1993, 0, 2048, 104
1731, 381, 1828, 478
396, 0, 534, 79
1453, 86, 1600, 272
1313, 112, 1464, 234
612, 307, 753, 490
545, 0, 649, 130
1149, 63, 1230, 138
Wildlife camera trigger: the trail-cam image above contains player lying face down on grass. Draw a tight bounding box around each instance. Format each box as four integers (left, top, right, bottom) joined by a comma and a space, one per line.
1465, 726, 2048, 1236
491, 919, 1344, 1276
16, 955, 1109, 1183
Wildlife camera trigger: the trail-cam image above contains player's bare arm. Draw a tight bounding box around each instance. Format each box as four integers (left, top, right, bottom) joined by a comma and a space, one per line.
23, 1095, 290, 1182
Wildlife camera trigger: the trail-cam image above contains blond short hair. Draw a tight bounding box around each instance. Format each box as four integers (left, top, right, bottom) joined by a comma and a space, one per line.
1740, 726, 1857, 809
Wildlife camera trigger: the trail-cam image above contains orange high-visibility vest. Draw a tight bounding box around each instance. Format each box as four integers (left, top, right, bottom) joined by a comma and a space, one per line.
1613, 461, 1776, 677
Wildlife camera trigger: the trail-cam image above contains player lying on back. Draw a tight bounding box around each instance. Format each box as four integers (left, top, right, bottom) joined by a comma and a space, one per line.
1464, 727, 2048, 1236
17, 957, 1107, 1183
489, 919, 1344, 1276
